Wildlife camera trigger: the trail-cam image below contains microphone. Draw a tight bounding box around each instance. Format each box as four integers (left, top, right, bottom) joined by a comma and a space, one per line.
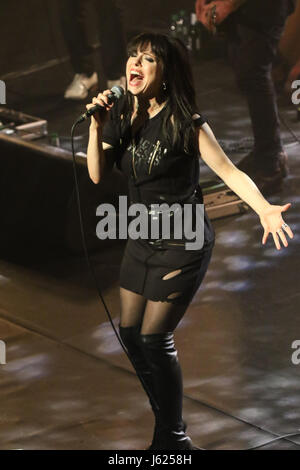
76, 85, 124, 124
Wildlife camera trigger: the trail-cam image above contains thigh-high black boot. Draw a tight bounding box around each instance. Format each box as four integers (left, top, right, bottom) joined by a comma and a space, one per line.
139, 332, 200, 450
118, 324, 163, 448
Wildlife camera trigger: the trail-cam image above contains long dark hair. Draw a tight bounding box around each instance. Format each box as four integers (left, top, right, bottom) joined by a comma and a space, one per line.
123, 32, 199, 155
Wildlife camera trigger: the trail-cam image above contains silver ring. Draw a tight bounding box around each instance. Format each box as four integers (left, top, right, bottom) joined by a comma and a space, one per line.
282, 223, 288, 229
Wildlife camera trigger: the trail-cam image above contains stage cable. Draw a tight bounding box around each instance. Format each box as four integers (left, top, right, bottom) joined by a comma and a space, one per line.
70, 121, 160, 413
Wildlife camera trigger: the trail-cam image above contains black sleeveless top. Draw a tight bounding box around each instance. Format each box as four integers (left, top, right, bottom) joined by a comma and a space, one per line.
102, 97, 215, 247
102, 97, 206, 206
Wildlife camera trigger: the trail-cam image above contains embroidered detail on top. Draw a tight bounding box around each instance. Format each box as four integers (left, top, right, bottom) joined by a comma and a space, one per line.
128, 137, 168, 177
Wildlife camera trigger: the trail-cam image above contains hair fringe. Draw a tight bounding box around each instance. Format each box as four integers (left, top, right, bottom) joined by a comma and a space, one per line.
122, 32, 200, 155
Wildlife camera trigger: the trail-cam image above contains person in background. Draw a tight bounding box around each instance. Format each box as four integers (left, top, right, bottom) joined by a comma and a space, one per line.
61, 0, 126, 100
196, 0, 297, 195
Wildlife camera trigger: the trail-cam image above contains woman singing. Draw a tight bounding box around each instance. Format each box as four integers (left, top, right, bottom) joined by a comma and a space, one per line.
86, 33, 293, 450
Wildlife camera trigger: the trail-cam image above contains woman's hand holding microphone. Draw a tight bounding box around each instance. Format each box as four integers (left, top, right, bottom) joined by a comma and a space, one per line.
86, 89, 116, 184
86, 90, 115, 130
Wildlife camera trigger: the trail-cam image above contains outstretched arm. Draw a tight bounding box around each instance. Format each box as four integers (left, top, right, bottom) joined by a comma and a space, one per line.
197, 123, 294, 249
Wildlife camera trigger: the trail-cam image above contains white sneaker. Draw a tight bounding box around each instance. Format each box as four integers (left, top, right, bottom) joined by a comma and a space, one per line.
64, 72, 98, 100
107, 76, 126, 90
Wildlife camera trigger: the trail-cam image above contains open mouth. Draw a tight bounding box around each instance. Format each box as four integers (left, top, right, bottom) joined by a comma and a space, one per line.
129, 70, 144, 85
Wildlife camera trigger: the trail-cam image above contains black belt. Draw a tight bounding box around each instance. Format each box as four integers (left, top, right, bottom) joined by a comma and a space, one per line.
128, 186, 205, 250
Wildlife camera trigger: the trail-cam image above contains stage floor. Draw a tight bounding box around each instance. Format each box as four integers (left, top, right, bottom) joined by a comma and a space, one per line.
1, 40, 300, 450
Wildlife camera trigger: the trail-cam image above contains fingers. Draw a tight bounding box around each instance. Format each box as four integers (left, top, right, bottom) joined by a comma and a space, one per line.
281, 202, 292, 212
86, 102, 95, 111
97, 89, 115, 108
280, 222, 294, 241
203, 4, 217, 32
262, 230, 269, 245
261, 201, 294, 249
275, 229, 288, 249
86, 90, 114, 112
280, 203, 294, 240
197, 3, 213, 30
272, 232, 282, 250
272, 229, 288, 250
283, 224, 294, 240
265, 225, 293, 250
195, 0, 207, 18
281, 222, 294, 238
85, 97, 105, 112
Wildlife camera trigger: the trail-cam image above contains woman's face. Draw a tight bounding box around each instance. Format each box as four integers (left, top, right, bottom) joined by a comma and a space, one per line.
126, 44, 164, 98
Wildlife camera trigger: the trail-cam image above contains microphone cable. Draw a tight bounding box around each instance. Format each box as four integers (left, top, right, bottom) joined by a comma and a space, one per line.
245, 430, 300, 450
70, 121, 160, 412
279, 110, 300, 147
70, 120, 300, 452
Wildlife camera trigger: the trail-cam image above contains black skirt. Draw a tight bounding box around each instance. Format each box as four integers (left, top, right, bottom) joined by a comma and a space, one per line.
119, 210, 215, 305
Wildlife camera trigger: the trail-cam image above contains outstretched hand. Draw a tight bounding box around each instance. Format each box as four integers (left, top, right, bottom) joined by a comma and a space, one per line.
259, 203, 294, 250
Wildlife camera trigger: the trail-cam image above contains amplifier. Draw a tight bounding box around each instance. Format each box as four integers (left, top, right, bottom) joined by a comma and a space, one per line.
201, 178, 249, 220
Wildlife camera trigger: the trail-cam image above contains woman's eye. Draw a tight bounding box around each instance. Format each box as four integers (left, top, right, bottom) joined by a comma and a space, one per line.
145, 57, 154, 62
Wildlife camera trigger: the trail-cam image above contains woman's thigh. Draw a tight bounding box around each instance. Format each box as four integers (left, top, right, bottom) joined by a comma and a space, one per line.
140, 300, 189, 335
119, 287, 147, 328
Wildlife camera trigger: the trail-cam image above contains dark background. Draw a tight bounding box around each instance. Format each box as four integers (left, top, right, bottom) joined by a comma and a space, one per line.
1, 0, 198, 134
1, 0, 196, 77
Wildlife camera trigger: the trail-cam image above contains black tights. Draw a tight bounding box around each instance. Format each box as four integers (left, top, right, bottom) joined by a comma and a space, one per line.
118, 287, 195, 450
119, 287, 189, 334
